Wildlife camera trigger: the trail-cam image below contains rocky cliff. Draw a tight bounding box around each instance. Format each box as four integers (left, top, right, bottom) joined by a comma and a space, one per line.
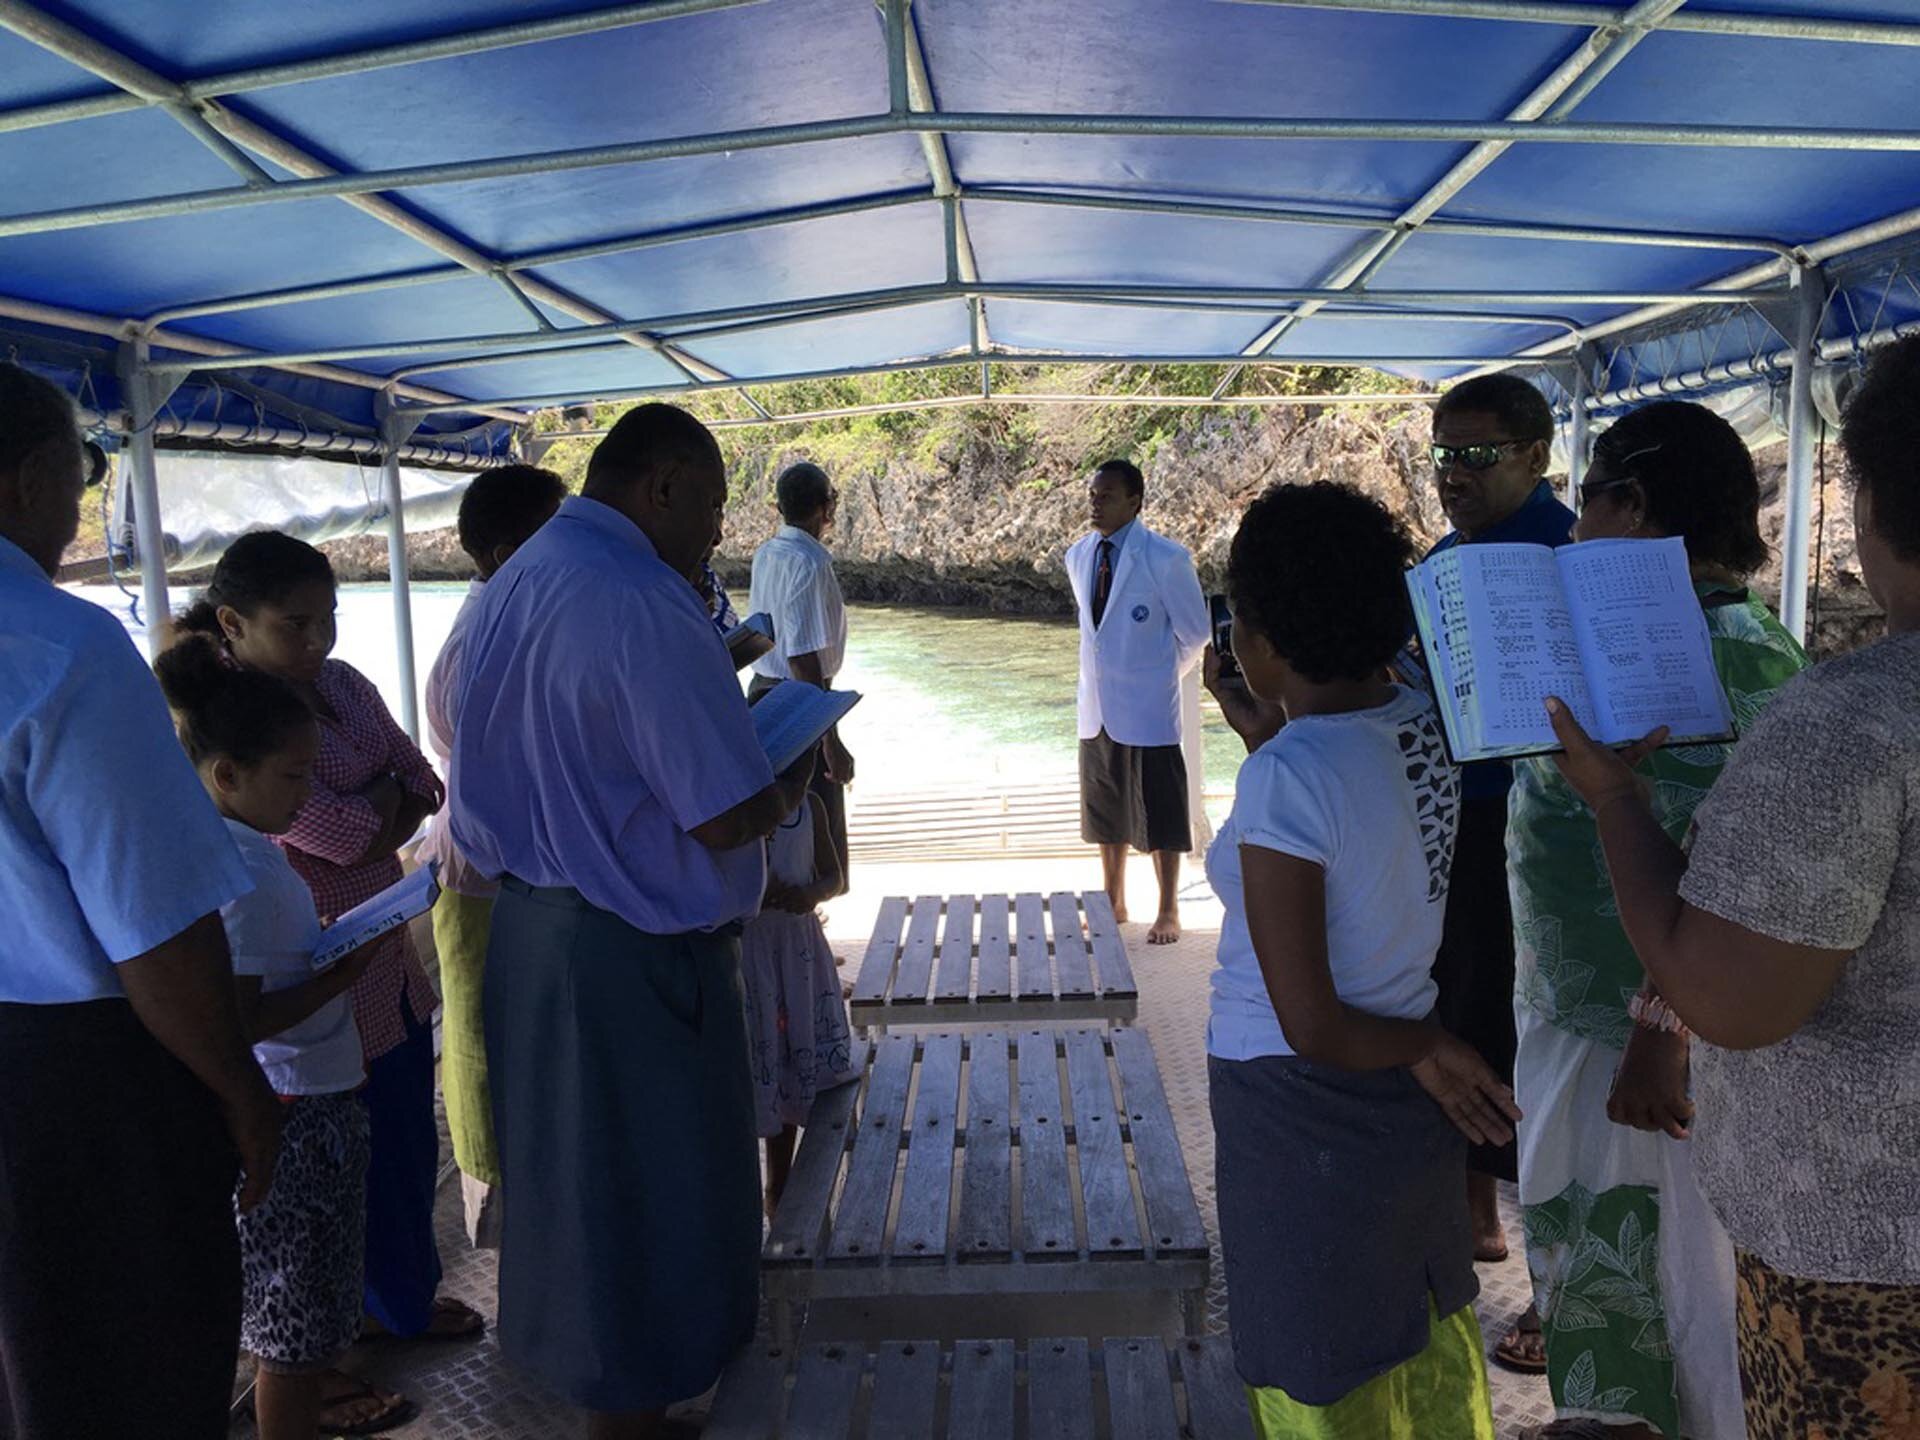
324, 400, 1880, 658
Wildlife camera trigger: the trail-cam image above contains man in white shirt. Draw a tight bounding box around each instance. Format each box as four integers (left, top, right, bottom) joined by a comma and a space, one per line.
748, 461, 854, 890
420, 462, 565, 1249
0, 362, 280, 1435
1065, 459, 1210, 944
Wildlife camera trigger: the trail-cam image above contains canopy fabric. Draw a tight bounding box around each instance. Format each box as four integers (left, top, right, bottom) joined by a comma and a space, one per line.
2, 0, 1920, 450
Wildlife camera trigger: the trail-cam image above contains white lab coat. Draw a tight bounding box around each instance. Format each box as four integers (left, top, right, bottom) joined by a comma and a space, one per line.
1065, 523, 1211, 747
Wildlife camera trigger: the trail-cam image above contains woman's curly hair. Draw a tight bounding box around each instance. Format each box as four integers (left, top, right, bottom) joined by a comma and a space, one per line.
1227, 481, 1416, 684
1841, 335, 1920, 563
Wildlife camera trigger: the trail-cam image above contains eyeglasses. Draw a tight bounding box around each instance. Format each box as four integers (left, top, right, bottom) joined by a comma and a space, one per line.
1577, 477, 1633, 511
1577, 441, 1662, 511
1430, 440, 1527, 474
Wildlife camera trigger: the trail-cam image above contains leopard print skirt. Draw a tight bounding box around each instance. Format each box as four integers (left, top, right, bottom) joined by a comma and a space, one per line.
236, 1091, 370, 1374
1736, 1249, 1920, 1439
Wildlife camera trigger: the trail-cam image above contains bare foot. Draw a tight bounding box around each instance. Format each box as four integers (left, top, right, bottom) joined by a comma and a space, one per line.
1147, 912, 1180, 945
1111, 901, 1130, 924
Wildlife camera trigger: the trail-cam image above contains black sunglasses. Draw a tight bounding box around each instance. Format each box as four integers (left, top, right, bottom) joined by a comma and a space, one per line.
83, 440, 109, 488
1577, 441, 1661, 511
1430, 439, 1528, 474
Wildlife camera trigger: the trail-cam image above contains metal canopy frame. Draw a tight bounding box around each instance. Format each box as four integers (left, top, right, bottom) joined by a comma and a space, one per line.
5, 0, 1918, 703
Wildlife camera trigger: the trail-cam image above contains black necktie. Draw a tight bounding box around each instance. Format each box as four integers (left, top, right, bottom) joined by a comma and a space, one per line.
1092, 538, 1115, 628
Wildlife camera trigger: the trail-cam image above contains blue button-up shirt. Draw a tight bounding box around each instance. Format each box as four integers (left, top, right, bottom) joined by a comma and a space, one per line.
0, 534, 252, 1003
449, 497, 774, 934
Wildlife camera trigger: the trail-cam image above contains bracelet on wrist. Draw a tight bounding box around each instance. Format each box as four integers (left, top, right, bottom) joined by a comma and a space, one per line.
1628, 990, 1691, 1038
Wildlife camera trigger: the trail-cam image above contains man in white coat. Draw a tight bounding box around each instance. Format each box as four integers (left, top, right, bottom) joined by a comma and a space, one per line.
1065, 459, 1210, 944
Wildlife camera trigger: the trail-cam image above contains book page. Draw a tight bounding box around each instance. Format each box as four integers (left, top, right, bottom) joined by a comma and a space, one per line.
723, 612, 775, 671
1406, 553, 1481, 761
750, 682, 862, 773
1557, 538, 1735, 745
312, 862, 439, 972
1411, 545, 1600, 760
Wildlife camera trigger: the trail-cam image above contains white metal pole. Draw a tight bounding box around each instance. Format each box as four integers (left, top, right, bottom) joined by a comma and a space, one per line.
119, 353, 172, 660
381, 447, 422, 741
1780, 265, 1826, 643
1565, 349, 1592, 507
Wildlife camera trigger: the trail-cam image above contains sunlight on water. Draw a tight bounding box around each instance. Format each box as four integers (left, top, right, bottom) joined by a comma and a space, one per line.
70, 582, 1245, 805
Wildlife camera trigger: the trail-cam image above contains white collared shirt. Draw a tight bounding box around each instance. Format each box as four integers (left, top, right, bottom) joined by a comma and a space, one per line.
418, 579, 492, 898
747, 525, 847, 682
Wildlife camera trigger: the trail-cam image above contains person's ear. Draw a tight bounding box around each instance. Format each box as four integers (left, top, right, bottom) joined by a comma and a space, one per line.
1524, 439, 1551, 478
209, 756, 242, 797
489, 541, 517, 572
215, 604, 246, 643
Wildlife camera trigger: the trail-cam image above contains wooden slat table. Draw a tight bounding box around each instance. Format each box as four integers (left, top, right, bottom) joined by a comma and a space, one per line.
707, 1334, 1254, 1440
763, 1027, 1208, 1344
848, 892, 1138, 1029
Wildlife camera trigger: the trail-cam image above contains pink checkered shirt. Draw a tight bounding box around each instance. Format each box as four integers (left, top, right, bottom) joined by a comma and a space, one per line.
274, 659, 441, 1062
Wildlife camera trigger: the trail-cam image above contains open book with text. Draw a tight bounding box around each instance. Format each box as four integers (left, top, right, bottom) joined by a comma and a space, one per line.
750, 680, 862, 773
312, 862, 440, 972
1406, 536, 1734, 763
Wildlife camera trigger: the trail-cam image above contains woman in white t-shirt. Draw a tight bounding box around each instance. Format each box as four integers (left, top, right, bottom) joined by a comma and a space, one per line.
1205, 482, 1519, 1440
156, 635, 390, 1440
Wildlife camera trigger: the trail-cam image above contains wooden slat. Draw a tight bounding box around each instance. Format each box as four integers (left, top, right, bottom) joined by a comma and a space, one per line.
974, 895, 1011, 1002
866, 1340, 941, 1440
1179, 1335, 1258, 1440
890, 895, 944, 1008
1048, 891, 1096, 1000
947, 1339, 1016, 1439
785, 1343, 862, 1440
1102, 1338, 1182, 1440
1109, 1029, 1210, 1259
763, 1044, 867, 1264
826, 1033, 916, 1263
1064, 1028, 1142, 1259
1080, 890, 1139, 1000
850, 896, 909, 1006
955, 1031, 1012, 1261
1025, 1338, 1096, 1440
891, 1033, 962, 1261
934, 895, 976, 1004
705, 1345, 787, 1440
1016, 1029, 1074, 1260
1014, 893, 1052, 1001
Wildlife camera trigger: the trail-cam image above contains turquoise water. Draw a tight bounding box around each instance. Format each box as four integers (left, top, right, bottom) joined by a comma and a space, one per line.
71, 582, 1244, 803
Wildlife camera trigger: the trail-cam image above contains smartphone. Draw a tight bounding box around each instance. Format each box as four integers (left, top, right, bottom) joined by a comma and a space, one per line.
1209, 594, 1240, 681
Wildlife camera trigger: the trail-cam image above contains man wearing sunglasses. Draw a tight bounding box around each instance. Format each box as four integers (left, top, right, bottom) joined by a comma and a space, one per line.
1423, 374, 1576, 1377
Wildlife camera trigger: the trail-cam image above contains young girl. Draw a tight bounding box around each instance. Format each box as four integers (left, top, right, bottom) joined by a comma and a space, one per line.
177, 531, 470, 1432
154, 634, 392, 1440
737, 735, 858, 1215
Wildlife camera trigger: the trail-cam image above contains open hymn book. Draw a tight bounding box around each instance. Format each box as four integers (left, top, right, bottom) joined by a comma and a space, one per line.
1406, 537, 1735, 763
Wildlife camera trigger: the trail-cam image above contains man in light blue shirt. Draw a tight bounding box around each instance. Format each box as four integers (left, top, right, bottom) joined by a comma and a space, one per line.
450, 403, 811, 1438
0, 362, 281, 1437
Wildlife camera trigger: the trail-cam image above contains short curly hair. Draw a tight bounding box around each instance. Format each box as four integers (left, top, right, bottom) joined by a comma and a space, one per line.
457, 463, 566, 561
1593, 401, 1767, 576
1841, 335, 1920, 563
1433, 373, 1555, 444
1227, 481, 1415, 684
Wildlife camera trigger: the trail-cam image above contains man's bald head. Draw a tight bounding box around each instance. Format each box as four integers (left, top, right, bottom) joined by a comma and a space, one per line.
0, 363, 87, 577
582, 403, 729, 578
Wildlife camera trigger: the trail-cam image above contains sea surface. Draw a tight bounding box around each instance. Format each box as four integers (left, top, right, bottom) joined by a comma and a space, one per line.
69, 582, 1245, 807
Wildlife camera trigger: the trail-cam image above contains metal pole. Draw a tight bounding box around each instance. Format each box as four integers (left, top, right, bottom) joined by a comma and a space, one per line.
1565, 349, 1593, 506
1226, 0, 1920, 47
380, 442, 422, 741
118, 350, 173, 660
1780, 265, 1826, 643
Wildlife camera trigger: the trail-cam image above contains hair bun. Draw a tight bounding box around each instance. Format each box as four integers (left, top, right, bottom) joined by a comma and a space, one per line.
153, 632, 233, 716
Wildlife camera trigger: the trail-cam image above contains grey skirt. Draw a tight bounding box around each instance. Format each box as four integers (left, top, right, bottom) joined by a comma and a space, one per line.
1209, 1051, 1478, 1405
486, 879, 760, 1412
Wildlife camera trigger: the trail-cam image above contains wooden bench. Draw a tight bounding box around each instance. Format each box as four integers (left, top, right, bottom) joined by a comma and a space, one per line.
848, 892, 1138, 1030
762, 1027, 1208, 1344
707, 1334, 1254, 1439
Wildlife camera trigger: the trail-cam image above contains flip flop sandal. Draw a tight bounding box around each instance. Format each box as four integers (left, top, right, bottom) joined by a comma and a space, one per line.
316, 1376, 418, 1437
1492, 1314, 1548, 1375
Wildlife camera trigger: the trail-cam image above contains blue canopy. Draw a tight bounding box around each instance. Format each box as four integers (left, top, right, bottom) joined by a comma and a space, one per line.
3, 0, 1919, 451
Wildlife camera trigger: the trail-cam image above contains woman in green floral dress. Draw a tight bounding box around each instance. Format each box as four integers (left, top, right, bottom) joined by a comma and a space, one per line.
1508, 401, 1807, 1439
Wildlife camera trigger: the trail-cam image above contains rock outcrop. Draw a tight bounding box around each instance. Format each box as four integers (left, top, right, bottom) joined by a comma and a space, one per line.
324, 401, 1879, 658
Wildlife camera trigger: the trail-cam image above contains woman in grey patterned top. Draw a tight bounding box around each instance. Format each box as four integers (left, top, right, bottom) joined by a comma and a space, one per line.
1546, 336, 1920, 1440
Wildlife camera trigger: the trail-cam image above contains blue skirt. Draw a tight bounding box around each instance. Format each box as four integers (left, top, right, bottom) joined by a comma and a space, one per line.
1210, 1051, 1478, 1406
486, 879, 760, 1412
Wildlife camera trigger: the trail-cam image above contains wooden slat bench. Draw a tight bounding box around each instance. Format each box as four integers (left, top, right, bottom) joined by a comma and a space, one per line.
848, 892, 1138, 1029
762, 1027, 1208, 1344
707, 1334, 1254, 1440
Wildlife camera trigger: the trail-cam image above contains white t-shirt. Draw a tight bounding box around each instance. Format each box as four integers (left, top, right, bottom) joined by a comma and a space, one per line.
221, 819, 366, 1097
747, 526, 847, 681
1206, 686, 1460, 1061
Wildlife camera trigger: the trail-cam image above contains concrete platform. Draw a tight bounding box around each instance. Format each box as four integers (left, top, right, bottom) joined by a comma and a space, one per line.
231, 852, 1553, 1438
